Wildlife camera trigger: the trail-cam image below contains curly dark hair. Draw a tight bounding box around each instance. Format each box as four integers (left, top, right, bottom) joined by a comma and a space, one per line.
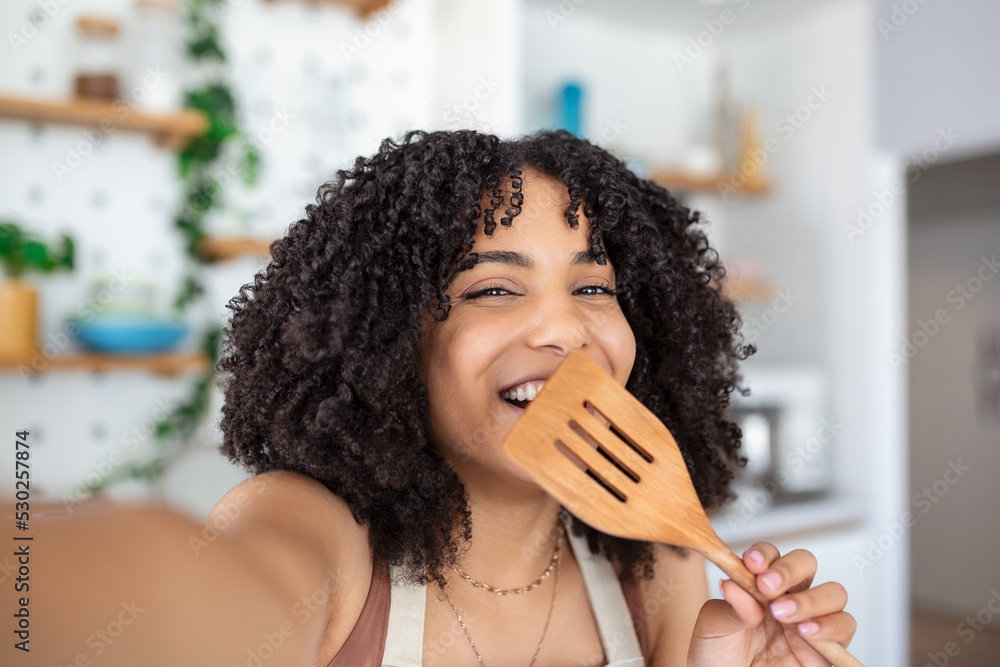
217, 128, 753, 590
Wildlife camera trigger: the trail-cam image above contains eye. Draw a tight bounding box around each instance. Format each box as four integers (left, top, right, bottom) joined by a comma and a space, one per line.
466, 284, 517, 299
578, 282, 618, 297
465, 282, 618, 299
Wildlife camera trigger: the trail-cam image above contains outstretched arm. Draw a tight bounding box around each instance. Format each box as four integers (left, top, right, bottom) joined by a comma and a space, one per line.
0, 496, 329, 667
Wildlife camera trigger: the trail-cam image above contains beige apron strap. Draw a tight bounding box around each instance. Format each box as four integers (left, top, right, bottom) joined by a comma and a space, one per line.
381, 563, 425, 667
562, 515, 646, 666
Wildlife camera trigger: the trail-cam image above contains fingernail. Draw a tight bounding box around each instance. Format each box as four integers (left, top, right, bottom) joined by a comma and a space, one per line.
770, 599, 796, 618
798, 621, 819, 635
718, 578, 727, 600
746, 549, 764, 564
760, 570, 782, 593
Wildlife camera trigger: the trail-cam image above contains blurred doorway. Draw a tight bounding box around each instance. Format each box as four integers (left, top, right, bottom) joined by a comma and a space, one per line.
907, 151, 1000, 666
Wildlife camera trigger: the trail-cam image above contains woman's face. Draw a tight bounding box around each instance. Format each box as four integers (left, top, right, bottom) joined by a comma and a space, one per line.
418, 168, 637, 490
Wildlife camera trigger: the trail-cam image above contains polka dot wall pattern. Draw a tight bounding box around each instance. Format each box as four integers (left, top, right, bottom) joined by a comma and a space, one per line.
0, 0, 435, 515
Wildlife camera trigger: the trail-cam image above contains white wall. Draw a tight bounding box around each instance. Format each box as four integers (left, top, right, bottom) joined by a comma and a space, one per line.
875, 0, 1000, 160
431, 0, 524, 136
521, 3, 716, 168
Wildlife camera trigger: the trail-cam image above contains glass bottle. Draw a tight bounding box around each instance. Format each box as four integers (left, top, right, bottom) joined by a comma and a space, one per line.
74, 15, 121, 101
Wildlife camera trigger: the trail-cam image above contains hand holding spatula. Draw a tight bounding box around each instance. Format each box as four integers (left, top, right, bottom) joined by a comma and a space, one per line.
502, 349, 864, 667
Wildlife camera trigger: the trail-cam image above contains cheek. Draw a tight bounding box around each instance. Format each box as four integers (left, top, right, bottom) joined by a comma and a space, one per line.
424, 326, 493, 405
605, 314, 637, 381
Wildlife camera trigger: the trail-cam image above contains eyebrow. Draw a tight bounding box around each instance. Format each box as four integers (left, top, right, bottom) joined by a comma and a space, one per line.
459, 249, 597, 272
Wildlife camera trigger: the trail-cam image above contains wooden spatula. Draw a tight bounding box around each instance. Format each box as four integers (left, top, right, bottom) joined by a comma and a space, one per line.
502, 349, 864, 667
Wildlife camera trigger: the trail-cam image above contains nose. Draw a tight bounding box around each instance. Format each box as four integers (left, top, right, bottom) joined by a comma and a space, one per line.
523, 292, 592, 354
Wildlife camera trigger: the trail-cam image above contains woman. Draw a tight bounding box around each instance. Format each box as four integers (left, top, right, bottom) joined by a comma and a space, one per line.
213, 128, 855, 665
6, 129, 854, 667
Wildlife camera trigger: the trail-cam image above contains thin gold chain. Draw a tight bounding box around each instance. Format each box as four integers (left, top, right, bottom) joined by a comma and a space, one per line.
443, 542, 561, 666
451, 525, 564, 595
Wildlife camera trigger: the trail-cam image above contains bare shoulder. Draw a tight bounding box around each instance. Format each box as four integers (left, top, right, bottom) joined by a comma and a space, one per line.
207, 470, 374, 648
631, 544, 709, 665
210, 469, 367, 549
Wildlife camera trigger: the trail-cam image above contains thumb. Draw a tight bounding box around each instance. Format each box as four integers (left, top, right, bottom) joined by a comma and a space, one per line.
698, 579, 767, 637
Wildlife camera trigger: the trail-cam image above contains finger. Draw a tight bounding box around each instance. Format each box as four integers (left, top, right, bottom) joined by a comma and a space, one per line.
720, 578, 766, 627
768, 581, 848, 624
756, 548, 817, 598
795, 611, 857, 647
743, 542, 780, 575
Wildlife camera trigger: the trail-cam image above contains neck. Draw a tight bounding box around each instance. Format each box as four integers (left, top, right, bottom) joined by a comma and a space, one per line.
447, 473, 565, 591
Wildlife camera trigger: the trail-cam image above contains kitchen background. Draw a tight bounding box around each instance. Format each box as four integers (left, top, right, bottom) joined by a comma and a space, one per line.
1, 0, 998, 665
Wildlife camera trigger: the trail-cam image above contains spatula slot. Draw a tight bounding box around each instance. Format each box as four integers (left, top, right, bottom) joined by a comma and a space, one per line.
585, 469, 627, 503
554, 439, 627, 503
568, 419, 640, 483
584, 401, 654, 463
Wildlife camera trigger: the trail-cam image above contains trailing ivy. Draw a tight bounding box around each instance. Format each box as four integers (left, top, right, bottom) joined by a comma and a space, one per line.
91, 0, 258, 495
174, 0, 260, 310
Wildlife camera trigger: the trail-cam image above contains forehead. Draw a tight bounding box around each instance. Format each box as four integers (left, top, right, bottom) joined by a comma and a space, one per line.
471, 168, 592, 244
452, 171, 605, 277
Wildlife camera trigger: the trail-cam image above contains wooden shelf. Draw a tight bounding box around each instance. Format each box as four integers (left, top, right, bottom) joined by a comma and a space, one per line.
0, 93, 209, 149
263, 0, 393, 17
652, 168, 771, 197
0, 351, 212, 377
197, 236, 277, 262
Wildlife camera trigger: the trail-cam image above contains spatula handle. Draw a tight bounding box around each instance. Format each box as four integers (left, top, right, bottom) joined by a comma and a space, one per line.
708, 548, 865, 667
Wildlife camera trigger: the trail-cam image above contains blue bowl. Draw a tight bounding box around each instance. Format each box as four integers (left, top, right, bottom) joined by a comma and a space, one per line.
70, 316, 189, 353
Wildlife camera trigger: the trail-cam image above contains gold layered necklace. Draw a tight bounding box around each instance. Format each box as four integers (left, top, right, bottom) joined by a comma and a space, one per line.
441, 524, 564, 665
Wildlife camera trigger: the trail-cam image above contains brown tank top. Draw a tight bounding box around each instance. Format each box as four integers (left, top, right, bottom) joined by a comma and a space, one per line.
326, 556, 650, 665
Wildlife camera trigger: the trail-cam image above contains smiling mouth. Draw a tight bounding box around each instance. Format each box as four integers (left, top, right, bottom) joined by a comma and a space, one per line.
501, 392, 604, 422
502, 395, 530, 410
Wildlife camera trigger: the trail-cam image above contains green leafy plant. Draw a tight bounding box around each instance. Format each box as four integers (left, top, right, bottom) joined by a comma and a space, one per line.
0, 222, 74, 279
172, 0, 260, 312
88, 0, 258, 496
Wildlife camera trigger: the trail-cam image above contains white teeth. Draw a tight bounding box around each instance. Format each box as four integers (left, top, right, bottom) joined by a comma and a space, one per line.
501, 380, 545, 402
